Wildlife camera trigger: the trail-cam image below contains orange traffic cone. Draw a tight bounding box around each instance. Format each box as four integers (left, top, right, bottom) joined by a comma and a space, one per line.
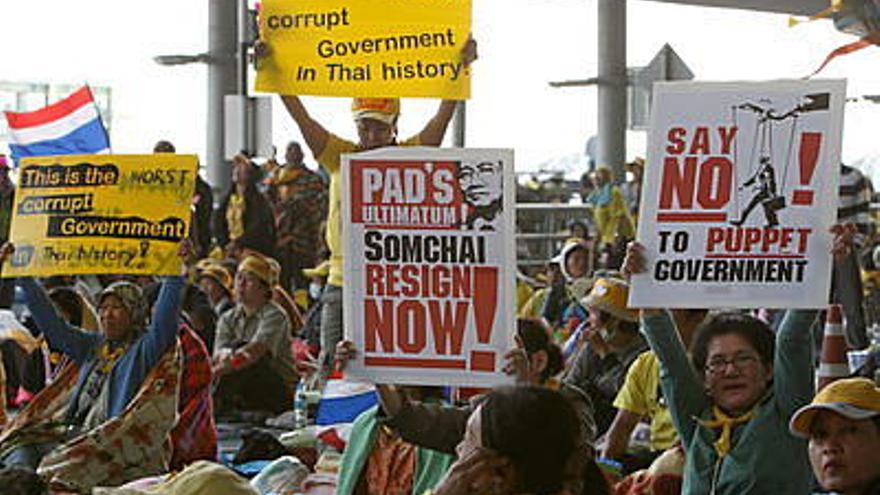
817, 304, 849, 392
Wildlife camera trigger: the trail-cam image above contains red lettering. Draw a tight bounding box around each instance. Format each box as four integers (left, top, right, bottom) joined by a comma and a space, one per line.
743, 228, 762, 252
719, 126, 738, 155
666, 127, 687, 154
659, 156, 698, 209
797, 228, 812, 253
761, 227, 781, 252
452, 266, 472, 298
397, 301, 426, 353
429, 300, 469, 355
689, 127, 710, 154
432, 265, 450, 298
385, 264, 400, 297
706, 228, 724, 253
696, 157, 732, 209
365, 264, 384, 296
400, 265, 419, 297
365, 299, 394, 352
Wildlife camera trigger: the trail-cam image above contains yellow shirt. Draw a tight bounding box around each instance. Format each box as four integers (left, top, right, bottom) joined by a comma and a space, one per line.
316, 133, 420, 287
226, 193, 246, 241
518, 287, 549, 319
593, 186, 635, 244
613, 351, 678, 452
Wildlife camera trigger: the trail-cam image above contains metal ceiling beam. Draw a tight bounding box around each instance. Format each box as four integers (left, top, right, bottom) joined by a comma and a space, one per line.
642, 0, 828, 16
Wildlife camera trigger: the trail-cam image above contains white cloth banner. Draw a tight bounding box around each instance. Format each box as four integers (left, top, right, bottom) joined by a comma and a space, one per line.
630, 79, 845, 309
342, 147, 515, 386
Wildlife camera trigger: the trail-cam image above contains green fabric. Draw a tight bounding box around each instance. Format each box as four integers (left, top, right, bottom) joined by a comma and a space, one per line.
641, 310, 815, 495
337, 405, 454, 495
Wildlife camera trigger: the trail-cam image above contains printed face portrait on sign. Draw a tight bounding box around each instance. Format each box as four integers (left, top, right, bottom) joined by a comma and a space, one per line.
342, 147, 515, 387
457, 157, 503, 231
630, 80, 845, 309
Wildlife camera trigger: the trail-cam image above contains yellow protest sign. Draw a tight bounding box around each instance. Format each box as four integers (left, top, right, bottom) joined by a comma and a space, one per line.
255, 0, 472, 99
3, 154, 197, 277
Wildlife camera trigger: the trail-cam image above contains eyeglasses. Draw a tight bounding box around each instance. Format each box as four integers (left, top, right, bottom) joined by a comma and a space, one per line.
705, 353, 760, 375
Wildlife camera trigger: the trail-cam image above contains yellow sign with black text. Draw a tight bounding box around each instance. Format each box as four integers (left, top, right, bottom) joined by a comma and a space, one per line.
3, 154, 197, 277
255, 0, 471, 99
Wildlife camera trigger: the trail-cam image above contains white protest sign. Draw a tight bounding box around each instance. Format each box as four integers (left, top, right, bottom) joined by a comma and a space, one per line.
630, 80, 845, 309
342, 147, 515, 386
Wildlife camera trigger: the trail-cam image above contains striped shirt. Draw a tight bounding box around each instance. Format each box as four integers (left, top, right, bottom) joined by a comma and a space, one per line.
839, 164, 875, 248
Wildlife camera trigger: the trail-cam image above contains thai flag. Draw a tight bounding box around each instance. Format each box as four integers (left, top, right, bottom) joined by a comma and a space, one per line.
4, 86, 110, 164
314, 374, 377, 450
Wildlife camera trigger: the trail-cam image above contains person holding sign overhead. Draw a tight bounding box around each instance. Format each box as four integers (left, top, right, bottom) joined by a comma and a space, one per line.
0, 240, 188, 473
254, 36, 477, 379
621, 224, 856, 495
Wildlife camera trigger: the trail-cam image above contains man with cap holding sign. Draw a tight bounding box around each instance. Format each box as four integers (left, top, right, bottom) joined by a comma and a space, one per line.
790, 377, 880, 495
213, 254, 295, 414
254, 37, 478, 379
564, 277, 647, 435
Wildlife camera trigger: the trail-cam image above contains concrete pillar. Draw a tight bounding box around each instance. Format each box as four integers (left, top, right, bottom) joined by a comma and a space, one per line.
207, 0, 239, 198
597, 0, 627, 182
453, 102, 466, 147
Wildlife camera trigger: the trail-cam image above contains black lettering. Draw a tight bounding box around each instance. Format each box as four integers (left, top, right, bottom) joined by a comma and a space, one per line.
364, 231, 382, 261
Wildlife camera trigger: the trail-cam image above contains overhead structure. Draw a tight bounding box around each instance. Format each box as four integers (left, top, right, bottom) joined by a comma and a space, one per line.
589, 0, 829, 183
643, 0, 828, 15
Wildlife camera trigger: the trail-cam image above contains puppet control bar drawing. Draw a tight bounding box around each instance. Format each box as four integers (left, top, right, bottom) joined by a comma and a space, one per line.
729, 92, 830, 227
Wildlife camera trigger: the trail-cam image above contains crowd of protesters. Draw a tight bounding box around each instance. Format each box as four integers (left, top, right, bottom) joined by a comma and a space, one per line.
0, 39, 880, 495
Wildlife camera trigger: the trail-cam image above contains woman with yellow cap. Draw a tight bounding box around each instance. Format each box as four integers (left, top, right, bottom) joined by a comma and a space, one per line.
789, 377, 880, 495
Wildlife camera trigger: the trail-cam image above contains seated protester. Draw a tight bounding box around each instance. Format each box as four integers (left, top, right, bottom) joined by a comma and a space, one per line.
518, 261, 563, 320
213, 153, 277, 259
196, 261, 235, 318
337, 387, 455, 495
789, 377, 880, 495
620, 228, 855, 495
213, 255, 296, 414
336, 319, 597, 495
168, 325, 218, 470
432, 386, 610, 495
603, 309, 707, 473
563, 278, 647, 436
541, 239, 591, 332
264, 256, 305, 337
141, 281, 219, 470
0, 242, 185, 471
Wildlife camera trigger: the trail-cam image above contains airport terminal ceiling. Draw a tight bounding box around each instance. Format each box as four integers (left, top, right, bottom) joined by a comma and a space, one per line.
644, 0, 828, 16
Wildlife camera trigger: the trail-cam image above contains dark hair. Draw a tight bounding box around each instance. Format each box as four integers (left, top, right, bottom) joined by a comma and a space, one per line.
481, 386, 577, 495
0, 467, 49, 495
517, 319, 563, 382
690, 312, 775, 377
48, 287, 83, 327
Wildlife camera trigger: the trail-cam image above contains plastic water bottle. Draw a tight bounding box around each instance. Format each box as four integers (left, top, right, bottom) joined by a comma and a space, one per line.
294, 382, 308, 429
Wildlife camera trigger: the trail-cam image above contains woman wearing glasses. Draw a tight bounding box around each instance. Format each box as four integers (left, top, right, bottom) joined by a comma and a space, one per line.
620, 225, 855, 495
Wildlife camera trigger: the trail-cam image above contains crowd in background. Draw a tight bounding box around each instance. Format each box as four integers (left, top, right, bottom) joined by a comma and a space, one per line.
0, 80, 878, 493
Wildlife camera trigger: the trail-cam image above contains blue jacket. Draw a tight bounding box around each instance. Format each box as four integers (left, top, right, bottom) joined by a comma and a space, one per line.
21, 276, 183, 425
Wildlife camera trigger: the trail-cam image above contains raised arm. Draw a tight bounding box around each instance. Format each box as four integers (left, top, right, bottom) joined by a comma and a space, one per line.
773, 309, 817, 417
139, 275, 185, 366
641, 310, 708, 445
